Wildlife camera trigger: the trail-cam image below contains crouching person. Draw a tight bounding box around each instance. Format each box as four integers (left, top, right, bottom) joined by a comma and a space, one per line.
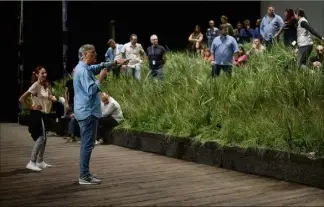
96, 92, 124, 145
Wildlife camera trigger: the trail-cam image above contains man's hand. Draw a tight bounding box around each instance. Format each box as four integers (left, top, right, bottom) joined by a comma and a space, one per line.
116, 59, 129, 65
98, 69, 108, 82
211, 61, 216, 66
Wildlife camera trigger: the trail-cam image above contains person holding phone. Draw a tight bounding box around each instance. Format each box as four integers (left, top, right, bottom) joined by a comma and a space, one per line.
73, 44, 127, 185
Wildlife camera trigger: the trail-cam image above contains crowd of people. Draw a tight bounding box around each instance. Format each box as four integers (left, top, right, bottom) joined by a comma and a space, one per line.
189, 6, 323, 75
18, 5, 323, 184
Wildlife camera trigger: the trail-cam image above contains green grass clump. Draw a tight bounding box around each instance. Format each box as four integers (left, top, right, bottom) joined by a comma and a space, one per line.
53, 44, 324, 156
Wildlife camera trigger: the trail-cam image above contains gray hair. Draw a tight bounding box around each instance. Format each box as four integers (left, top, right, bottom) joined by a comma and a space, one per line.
150, 34, 158, 41
78, 44, 95, 60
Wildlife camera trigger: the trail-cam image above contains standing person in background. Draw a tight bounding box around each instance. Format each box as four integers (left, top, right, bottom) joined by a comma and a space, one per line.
188, 25, 204, 53
19, 66, 57, 172
260, 5, 284, 48
74, 44, 128, 185
233, 21, 243, 43
206, 20, 219, 48
254, 19, 262, 40
240, 20, 255, 43
220, 15, 234, 36
120, 34, 146, 80
276, 8, 297, 47
105, 39, 124, 78
294, 8, 324, 69
210, 24, 239, 77
146, 34, 166, 81
64, 67, 77, 143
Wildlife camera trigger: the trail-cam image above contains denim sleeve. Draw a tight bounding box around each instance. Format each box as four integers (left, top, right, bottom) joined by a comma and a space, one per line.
105, 48, 112, 62
88, 64, 103, 75
232, 38, 239, 53
260, 18, 265, 37
80, 69, 101, 96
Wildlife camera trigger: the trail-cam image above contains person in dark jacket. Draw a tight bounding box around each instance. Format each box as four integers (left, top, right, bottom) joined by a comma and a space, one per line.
276, 8, 297, 47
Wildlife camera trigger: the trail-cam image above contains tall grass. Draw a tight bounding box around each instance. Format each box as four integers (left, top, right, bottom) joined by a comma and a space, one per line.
53, 44, 324, 156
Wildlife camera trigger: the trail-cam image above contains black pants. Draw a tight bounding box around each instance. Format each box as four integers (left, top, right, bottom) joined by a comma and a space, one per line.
97, 115, 119, 143
212, 65, 232, 77
112, 65, 121, 78
52, 101, 64, 119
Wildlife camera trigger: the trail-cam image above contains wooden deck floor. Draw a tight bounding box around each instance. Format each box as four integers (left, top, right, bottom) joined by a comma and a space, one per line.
0, 123, 323, 206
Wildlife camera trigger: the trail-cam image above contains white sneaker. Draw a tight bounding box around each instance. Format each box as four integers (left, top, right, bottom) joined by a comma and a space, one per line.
95, 140, 100, 145
36, 161, 52, 169
26, 161, 42, 171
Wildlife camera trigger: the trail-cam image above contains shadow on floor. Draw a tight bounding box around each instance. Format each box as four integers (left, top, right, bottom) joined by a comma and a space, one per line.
0, 168, 39, 177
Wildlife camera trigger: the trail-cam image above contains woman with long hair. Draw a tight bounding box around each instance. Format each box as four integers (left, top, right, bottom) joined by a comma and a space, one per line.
19, 66, 57, 171
188, 25, 204, 53
277, 8, 297, 47
294, 8, 324, 68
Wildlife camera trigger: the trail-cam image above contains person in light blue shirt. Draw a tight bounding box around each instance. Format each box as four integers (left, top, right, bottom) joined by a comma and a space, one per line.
210, 24, 239, 77
260, 5, 284, 48
105, 39, 124, 78
74, 44, 127, 185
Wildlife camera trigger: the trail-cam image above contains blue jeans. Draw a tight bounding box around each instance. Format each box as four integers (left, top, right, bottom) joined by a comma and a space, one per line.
78, 115, 98, 178
149, 68, 163, 80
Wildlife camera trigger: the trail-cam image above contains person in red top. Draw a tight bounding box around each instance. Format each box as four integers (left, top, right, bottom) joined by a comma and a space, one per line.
233, 46, 247, 67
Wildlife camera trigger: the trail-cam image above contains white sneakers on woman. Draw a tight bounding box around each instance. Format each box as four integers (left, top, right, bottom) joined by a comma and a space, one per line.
26, 160, 52, 171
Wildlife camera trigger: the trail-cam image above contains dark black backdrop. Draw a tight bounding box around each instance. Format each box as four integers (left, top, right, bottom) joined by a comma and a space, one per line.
3, 1, 260, 122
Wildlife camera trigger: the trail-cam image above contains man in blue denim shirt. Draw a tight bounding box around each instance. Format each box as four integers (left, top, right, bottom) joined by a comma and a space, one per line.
74, 44, 127, 184
105, 39, 124, 78
260, 5, 284, 47
210, 24, 239, 77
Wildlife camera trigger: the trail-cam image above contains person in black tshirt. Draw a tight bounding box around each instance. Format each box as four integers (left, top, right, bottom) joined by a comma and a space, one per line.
146, 34, 166, 81
277, 8, 297, 47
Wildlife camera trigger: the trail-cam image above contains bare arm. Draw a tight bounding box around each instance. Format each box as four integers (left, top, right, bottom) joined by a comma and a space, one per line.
64, 87, 69, 105
19, 91, 31, 107
198, 33, 203, 43
188, 33, 195, 42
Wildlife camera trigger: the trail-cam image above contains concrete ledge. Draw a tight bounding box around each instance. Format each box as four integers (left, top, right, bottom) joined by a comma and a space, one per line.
17, 115, 324, 189
107, 129, 324, 189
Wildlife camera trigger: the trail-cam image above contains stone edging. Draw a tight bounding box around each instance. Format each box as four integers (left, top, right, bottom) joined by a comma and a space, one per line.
107, 129, 324, 190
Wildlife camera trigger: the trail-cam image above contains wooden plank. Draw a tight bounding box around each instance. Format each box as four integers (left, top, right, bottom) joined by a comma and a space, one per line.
1, 123, 323, 207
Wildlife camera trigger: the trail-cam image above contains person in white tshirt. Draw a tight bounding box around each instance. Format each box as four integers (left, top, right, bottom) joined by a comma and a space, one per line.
96, 92, 124, 145
19, 66, 57, 172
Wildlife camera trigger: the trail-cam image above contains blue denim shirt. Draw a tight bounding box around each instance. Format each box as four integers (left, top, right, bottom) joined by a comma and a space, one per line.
211, 35, 239, 65
260, 14, 284, 41
73, 61, 103, 121
240, 28, 255, 39
105, 44, 124, 62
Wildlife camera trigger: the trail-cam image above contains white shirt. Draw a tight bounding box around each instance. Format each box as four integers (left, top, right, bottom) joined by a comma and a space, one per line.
297, 17, 313, 47
121, 42, 145, 68
28, 81, 52, 114
101, 97, 124, 123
